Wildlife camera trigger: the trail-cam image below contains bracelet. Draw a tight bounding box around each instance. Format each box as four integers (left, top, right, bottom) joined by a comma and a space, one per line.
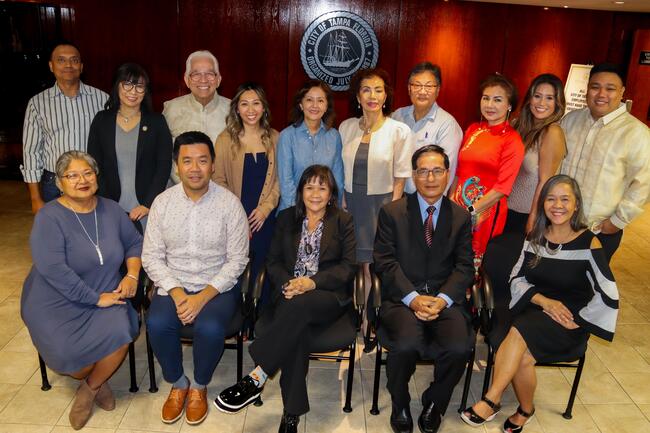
126, 274, 138, 281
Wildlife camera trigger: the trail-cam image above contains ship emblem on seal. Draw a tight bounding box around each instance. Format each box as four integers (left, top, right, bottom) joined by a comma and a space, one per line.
300, 11, 379, 91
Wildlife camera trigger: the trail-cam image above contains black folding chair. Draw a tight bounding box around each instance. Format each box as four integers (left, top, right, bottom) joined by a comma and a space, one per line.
479, 265, 585, 419
251, 266, 365, 413
367, 271, 483, 415
143, 261, 253, 392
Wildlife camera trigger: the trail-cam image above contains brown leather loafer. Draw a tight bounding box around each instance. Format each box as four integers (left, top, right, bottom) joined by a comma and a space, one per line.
161, 386, 189, 424
69, 380, 98, 430
185, 388, 208, 425
95, 382, 115, 411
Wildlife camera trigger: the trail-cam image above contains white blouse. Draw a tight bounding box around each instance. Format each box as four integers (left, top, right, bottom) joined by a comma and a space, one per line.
339, 117, 414, 195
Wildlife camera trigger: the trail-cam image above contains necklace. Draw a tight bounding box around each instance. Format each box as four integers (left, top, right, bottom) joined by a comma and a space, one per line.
117, 110, 139, 123
65, 199, 103, 265
359, 116, 384, 135
544, 239, 562, 255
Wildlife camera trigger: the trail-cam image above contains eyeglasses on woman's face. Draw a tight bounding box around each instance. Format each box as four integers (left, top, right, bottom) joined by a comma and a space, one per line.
120, 81, 146, 94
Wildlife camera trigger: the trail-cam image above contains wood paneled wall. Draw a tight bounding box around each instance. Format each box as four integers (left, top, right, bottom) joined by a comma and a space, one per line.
15, 0, 650, 130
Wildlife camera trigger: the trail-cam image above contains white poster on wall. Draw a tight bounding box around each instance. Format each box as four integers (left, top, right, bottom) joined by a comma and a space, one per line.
564, 64, 593, 113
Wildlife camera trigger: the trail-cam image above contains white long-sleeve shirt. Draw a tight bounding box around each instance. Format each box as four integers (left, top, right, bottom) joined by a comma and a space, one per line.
142, 181, 249, 295
560, 105, 650, 230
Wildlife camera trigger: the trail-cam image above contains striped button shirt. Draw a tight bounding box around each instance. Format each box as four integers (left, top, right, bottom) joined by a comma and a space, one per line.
21, 82, 108, 183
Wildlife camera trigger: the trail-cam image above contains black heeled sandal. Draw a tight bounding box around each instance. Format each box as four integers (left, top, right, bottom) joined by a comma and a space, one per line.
502, 406, 535, 433
460, 397, 501, 427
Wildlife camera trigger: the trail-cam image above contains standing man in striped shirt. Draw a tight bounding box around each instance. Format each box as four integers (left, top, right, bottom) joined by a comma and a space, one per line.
21, 41, 108, 213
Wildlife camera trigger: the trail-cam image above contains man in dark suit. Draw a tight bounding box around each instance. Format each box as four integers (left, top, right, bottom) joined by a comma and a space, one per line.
374, 145, 474, 433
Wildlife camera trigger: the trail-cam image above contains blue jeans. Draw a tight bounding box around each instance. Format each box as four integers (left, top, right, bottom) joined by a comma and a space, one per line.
146, 287, 238, 385
41, 170, 61, 202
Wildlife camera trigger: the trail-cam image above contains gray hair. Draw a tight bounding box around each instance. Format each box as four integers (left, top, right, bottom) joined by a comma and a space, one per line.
55, 151, 99, 178
184, 50, 220, 78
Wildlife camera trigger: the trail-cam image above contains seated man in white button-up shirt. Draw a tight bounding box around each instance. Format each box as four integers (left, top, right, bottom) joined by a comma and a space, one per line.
142, 131, 249, 426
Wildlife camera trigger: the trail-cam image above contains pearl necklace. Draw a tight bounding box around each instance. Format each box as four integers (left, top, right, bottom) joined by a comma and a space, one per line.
117, 110, 140, 123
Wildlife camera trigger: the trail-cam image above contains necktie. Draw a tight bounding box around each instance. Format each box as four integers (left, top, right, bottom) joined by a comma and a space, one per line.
424, 205, 435, 247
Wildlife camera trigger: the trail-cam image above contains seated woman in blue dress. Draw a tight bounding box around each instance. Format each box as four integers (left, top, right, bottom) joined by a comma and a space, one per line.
215, 165, 356, 433
21, 151, 142, 430
460, 175, 618, 433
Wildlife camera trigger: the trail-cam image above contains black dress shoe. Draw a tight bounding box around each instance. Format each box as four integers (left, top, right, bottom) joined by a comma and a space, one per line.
214, 376, 262, 413
418, 401, 442, 433
278, 411, 299, 433
390, 404, 413, 433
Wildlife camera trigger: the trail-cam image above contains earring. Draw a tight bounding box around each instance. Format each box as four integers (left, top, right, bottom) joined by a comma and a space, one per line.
357, 103, 361, 109
383, 103, 386, 108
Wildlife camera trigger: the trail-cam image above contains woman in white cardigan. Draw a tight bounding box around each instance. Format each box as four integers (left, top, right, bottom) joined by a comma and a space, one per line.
339, 67, 414, 287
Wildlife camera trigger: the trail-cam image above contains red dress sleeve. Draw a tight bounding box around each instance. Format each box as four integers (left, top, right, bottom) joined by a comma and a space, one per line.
493, 130, 525, 196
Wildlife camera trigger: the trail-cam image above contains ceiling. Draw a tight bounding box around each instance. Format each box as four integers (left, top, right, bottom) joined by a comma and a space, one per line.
461, 0, 650, 13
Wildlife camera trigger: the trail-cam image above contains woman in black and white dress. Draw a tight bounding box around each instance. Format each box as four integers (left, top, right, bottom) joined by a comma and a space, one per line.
461, 174, 618, 433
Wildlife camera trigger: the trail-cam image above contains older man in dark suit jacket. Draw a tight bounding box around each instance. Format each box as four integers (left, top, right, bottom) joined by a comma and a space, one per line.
374, 145, 474, 433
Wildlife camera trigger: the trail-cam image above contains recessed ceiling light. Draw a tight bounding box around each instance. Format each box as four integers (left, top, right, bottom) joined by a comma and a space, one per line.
563, 5, 569, 8
613, 1, 625, 4
544, 6, 549, 10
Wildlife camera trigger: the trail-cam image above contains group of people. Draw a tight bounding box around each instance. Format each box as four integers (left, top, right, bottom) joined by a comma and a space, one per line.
18, 40, 649, 433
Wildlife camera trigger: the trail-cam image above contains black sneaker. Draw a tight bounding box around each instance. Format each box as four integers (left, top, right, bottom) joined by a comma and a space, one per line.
278, 411, 299, 433
214, 376, 262, 413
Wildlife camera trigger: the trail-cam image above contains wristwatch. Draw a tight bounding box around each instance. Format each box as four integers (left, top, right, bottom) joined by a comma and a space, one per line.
467, 205, 476, 215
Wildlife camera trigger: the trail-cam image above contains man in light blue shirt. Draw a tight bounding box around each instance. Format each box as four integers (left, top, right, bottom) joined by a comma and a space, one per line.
393, 62, 463, 195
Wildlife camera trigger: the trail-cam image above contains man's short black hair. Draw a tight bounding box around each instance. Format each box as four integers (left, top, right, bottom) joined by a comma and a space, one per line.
407, 62, 442, 87
173, 131, 215, 162
48, 40, 81, 60
411, 144, 449, 170
589, 63, 625, 84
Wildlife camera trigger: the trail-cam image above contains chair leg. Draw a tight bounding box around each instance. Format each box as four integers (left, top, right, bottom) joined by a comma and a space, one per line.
562, 355, 585, 420
343, 340, 356, 413
38, 354, 51, 391
458, 346, 475, 413
145, 331, 158, 393
482, 344, 494, 399
236, 332, 243, 382
369, 344, 382, 415
128, 342, 139, 392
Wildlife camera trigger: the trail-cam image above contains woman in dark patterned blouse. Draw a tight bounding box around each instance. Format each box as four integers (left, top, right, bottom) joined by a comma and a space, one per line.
216, 165, 356, 433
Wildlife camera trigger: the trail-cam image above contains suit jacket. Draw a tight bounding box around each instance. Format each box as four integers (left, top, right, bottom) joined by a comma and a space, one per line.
266, 207, 357, 305
373, 193, 474, 305
87, 110, 172, 208
212, 129, 281, 218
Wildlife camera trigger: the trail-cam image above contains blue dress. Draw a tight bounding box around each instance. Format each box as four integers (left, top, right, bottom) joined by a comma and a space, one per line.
21, 197, 142, 374
242, 152, 276, 303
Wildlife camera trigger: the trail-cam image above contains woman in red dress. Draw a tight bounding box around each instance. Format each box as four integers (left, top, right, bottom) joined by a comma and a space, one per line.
450, 74, 525, 269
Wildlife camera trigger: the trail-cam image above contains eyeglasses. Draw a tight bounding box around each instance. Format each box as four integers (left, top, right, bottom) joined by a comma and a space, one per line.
121, 81, 146, 94
189, 71, 218, 82
414, 168, 447, 179
409, 82, 438, 93
54, 56, 81, 65
61, 170, 96, 182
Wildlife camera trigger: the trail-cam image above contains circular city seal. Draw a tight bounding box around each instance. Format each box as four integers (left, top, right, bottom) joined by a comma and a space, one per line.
300, 11, 379, 91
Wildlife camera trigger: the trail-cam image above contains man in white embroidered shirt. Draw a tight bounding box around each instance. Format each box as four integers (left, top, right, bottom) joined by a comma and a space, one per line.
142, 131, 249, 426
163, 50, 230, 184
561, 63, 650, 262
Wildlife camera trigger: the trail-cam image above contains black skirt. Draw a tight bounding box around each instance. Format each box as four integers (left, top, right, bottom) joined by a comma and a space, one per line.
512, 304, 589, 363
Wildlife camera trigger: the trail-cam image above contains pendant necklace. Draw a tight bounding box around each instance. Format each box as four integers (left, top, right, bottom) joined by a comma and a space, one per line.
66, 199, 103, 265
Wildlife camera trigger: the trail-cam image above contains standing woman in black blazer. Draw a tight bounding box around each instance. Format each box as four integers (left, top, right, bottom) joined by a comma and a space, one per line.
216, 165, 356, 433
87, 63, 172, 232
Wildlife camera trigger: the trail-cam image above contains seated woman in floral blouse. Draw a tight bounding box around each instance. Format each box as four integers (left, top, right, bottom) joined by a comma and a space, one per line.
215, 165, 356, 433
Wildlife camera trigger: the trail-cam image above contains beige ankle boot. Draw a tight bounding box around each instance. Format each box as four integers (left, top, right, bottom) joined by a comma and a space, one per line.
95, 382, 115, 411
69, 380, 98, 430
